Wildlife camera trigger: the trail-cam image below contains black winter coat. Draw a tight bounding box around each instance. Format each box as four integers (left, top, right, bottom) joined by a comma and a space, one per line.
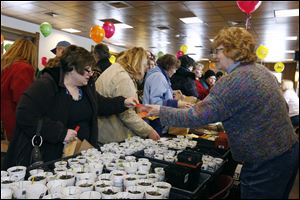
4, 67, 127, 169
170, 67, 198, 98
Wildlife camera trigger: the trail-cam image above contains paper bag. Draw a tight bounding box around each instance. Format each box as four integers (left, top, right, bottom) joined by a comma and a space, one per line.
168, 127, 190, 135
63, 138, 94, 157
77, 139, 94, 153
63, 137, 81, 157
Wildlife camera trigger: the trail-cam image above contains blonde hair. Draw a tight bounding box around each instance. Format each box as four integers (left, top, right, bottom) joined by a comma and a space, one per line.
117, 47, 148, 80
192, 61, 204, 71
281, 79, 294, 91
1, 38, 37, 72
212, 27, 257, 64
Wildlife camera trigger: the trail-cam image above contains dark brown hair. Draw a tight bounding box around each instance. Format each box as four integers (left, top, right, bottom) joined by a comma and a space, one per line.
156, 54, 181, 71
60, 45, 95, 75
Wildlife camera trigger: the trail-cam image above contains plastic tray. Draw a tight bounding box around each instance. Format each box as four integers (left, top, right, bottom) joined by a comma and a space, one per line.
149, 161, 211, 199
169, 172, 211, 199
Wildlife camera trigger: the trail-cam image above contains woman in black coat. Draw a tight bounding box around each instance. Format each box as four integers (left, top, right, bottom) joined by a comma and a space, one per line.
4, 45, 137, 169
170, 55, 198, 98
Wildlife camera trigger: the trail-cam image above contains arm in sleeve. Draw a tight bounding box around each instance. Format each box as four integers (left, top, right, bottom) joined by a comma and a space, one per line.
11, 65, 34, 104
115, 77, 154, 137
16, 78, 67, 144
159, 77, 246, 128
96, 92, 127, 116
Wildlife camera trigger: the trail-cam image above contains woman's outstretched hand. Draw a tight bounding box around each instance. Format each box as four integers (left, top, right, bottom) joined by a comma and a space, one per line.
145, 104, 161, 117
124, 97, 140, 108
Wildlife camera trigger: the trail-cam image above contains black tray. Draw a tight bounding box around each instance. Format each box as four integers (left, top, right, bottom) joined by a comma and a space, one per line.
187, 145, 230, 159
149, 160, 211, 199
169, 172, 211, 199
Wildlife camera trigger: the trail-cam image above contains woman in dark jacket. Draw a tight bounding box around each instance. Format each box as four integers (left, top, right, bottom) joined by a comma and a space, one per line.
170, 55, 198, 98
4, 45, 137, 169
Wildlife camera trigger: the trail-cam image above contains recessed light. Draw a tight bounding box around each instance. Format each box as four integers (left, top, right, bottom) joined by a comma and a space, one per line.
114, 23, 133, 29
285, 36, 297, 40
179, 17, 203, 24
285, 50, 295, 53
275, 9, 299, 18
61, 28, 81, 33
209, 39, 214, 42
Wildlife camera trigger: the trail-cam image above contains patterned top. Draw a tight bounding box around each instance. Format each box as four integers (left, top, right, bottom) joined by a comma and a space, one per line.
160, 63, 298, 163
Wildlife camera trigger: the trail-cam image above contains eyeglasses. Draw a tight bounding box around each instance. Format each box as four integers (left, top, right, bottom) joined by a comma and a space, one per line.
84, 67, 94, 75
213, 48, 224, 54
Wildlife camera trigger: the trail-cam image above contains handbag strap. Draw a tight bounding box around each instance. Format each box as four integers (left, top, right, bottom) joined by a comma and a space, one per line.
31, 119, 43, 147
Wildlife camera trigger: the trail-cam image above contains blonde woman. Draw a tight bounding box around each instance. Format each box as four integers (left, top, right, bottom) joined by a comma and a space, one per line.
95, 47, 160, 143
1, 38, 37, 141
281, 79, 299, 128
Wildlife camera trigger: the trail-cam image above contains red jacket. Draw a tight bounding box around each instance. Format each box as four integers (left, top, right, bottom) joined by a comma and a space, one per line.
195, 79, 210, 100
1, 61, 34, 141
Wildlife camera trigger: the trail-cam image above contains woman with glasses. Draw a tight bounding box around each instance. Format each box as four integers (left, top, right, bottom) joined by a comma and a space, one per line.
4, 45, 138, 168
146, 27, 298, 199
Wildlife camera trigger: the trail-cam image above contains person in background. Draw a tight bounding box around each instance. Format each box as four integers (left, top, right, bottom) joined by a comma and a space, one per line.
146, 27, 298, 199
4, 45, 138, 168
216, 71, 224, 80
95, 47, 160, 144
196, 69, 216, 100
36, 40, 71, 78
143, 54, 191, 135
93, 43, 111, 74
171, 55, 198, 98
281, 79, 299, 129
147, 50, 156, 69
136, 50, 157, 102
1, 38, 37, 142
192, 62, 205, 99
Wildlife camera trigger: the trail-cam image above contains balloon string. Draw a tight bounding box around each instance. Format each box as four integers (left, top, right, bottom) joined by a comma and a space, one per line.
245, 14, 252, 30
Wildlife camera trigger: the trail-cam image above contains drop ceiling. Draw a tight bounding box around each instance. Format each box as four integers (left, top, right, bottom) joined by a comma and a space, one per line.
1, 1, 299, 61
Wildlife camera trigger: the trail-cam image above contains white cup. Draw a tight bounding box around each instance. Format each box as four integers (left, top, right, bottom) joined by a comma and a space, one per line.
25, 183, 48, 199
153, 181, 172, 198
145, 188, 164, 199
61, 186, 81, 199
47, 179, 67, 194
10, 180, 31, 199
126, 186, 145, 199
7, 166, 26, 181
1, 188, 12, 199
80, 191, 101, 199
76, 179, 94, 193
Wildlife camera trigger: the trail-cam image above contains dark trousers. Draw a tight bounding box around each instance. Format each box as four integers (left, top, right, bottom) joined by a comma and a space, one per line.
291, 115, 299, 127
240, 142, 299, 199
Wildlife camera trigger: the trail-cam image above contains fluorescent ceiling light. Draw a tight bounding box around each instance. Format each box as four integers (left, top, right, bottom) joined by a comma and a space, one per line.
275, 9, 299, 17
285, 36, 297, 40
114, 23, 133, 29
61, 28, 81, 33
284, 59, 294, 61
179, 17, 203, 24
157, 41, 170, 45
285, 50, 295, 53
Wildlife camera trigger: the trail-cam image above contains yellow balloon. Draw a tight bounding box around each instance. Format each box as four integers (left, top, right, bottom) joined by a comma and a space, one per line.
109, 55, 116, 64
274, 62, 285, 73
180, 44, 188, 54
256, 45, 269, 60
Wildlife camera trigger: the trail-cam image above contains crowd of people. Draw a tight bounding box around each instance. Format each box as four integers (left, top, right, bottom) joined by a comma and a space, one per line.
1, 27, 298, 199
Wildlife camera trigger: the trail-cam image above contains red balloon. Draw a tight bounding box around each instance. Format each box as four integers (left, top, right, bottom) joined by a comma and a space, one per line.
236, 1, 262, 15
102, 21, 115, 39
176, 51, 184, 59
41, 56, 48, 66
